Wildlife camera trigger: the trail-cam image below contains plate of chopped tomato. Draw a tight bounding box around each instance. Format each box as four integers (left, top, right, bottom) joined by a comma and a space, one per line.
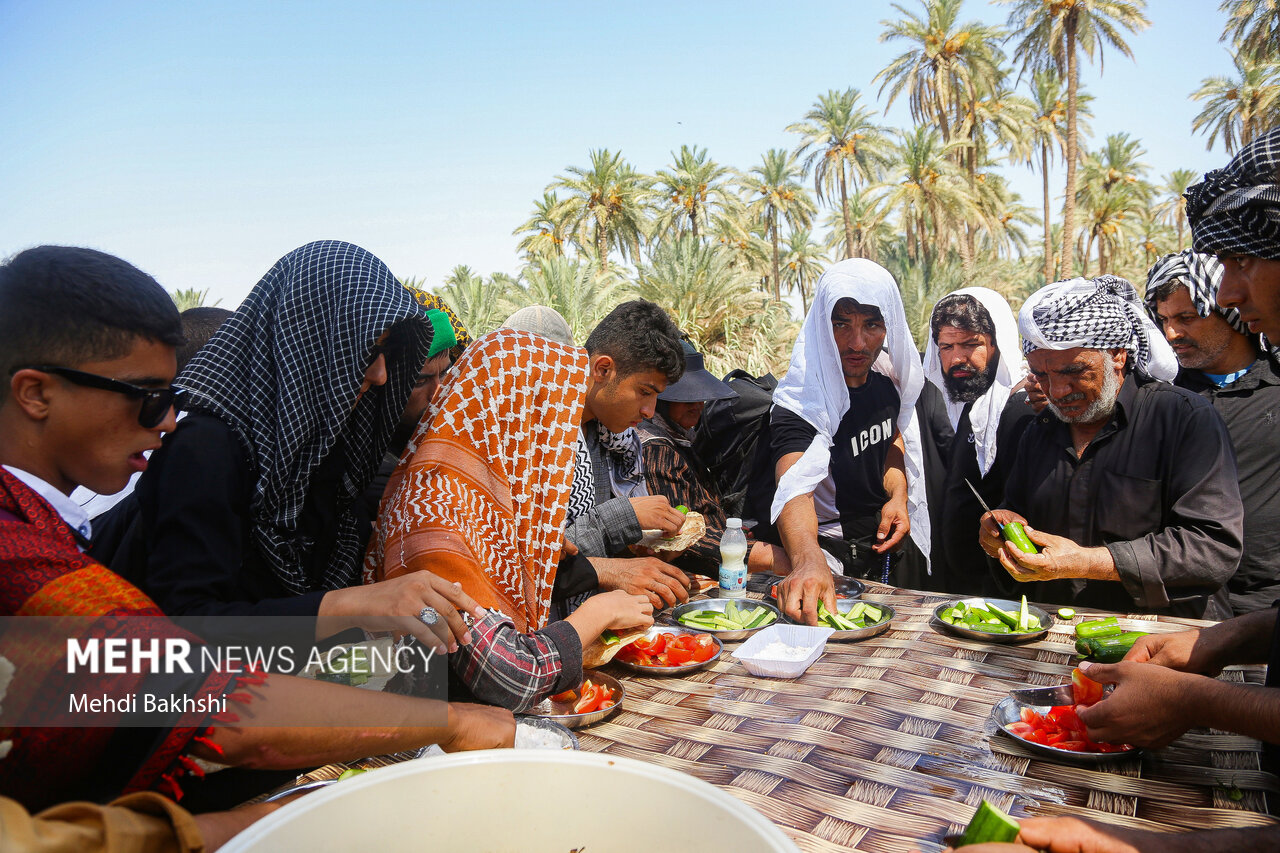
991, 668, 1138, 763
533, 671, 624, 729
612, 626, 722, 675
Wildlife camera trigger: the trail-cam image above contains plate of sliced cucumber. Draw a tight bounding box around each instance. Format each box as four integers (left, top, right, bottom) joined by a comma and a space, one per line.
669, 599, 781, 641
786, 598, 895, 642
932, 596, 1052, 644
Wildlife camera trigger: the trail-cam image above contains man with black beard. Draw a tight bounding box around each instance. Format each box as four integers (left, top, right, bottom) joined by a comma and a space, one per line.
920, 289, 1036, 595
979, 275, 1243, 619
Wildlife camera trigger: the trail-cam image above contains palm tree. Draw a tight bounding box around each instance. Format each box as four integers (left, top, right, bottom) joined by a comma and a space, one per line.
875, 0, 1006, 145
780, 229, 829, 314
637, 236, 798, 376
970, 170, 1038, 258
818, 189, 894, 264
513, 192, 576, 259
1133, 209, 1175, 276
741, 149, 816, 301
1220, 0, 1280, 62
1074, 134, 1152, 275
650, 145, 741, 241
878, 126, 980, 270
1153, 168, 1199, 248
1000, 0, 1151, 277
507, 256, 622, 343
787, 88, 892, 259
1016, 69, 1092, 283
433, 265, 514, 337
1191, 52, 1280, 154
880, 244, 967, 348
551, 149, 651, 270
169, 288, 220, 312
635, 236, 755, 347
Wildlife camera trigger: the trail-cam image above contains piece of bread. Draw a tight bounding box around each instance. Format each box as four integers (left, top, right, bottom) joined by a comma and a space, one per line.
637, 510, 707, 552
582, 628, 649, 669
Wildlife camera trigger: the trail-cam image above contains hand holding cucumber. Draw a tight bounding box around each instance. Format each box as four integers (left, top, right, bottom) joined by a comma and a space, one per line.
979, 512, 1113, 583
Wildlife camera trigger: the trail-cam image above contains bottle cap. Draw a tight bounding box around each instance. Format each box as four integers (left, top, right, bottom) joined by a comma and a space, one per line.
726, 517, 742, 528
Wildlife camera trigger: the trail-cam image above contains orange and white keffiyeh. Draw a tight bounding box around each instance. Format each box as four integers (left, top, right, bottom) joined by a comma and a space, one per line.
363, 329, 588, 631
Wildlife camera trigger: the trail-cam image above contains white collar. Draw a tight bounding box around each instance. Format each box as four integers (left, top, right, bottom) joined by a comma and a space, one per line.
2, 466, 93, 548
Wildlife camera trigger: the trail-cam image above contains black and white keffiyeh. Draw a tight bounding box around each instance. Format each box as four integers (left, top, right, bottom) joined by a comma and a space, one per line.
178, 241, 432, 595
566, 423, 647, 526
1187, 126, 1280, 261
1143, 250, 1247, 335
1019, 275, 1179, 381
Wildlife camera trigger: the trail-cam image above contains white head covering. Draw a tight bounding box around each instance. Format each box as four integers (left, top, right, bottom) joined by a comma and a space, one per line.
1019, 275, 1179, 381
770, 259, 930, 563
923, 287, 1026, 477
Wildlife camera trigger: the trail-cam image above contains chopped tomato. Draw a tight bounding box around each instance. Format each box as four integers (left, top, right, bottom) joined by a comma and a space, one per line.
666, 644, 694, 665
1071, 667, 1106, 706
573, 682, 600, 714
632, 634, 667, 657
551, 689, 577, 703
1010, 702, 1133, 754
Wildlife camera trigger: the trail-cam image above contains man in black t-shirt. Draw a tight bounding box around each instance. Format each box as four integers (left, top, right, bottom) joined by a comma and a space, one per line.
769, 259, 929, 626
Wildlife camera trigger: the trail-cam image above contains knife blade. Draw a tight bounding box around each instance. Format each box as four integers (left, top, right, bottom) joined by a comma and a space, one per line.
965, 478, 995, 515
1009, 683, 1076, 706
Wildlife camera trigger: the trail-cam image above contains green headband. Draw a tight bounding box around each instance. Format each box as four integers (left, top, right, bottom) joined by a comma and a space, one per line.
425, 308, 458, 358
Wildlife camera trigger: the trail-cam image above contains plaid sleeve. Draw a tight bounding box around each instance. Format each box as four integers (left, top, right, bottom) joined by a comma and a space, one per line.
641, 442, 724, 566
565, 497, 641, 556
450, 610, 583, 712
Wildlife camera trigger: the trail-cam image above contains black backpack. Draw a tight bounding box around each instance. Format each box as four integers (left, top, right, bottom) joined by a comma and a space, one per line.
693, 370, 778, 525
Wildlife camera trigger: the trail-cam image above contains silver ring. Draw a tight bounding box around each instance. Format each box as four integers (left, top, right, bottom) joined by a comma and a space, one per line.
418, 606, 440, 626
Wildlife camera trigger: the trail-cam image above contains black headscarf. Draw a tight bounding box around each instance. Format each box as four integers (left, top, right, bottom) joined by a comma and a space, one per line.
177, 241, 432, 594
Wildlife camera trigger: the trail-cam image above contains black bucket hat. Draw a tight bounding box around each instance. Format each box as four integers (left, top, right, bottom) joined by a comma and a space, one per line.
658, 341, 738, 403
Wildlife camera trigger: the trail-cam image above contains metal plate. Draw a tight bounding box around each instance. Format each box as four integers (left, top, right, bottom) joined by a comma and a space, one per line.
782, 599, 895, 642
667, 599, 782, 641
931, 598, 1052, 644
753, 573, 865, 600
513, 715, 580, 750
525, 670, 624, 729
611, 625, 723, 676
991, 696, 1140, 763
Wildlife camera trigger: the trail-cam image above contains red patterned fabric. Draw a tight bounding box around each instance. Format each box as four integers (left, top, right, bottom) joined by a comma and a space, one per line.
0, 469, 239, 810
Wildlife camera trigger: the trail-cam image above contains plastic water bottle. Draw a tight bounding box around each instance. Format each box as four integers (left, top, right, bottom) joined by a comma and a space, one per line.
718, 518, 748, 598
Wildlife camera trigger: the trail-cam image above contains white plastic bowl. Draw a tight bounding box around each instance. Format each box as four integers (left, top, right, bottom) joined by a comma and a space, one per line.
733, 624, 834, 678
221, 750, 799, 853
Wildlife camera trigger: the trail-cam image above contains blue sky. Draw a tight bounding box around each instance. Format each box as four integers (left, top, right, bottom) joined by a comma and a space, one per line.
0, 0, 1241, 309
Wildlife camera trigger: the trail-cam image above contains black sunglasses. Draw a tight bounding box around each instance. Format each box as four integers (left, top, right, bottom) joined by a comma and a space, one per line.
15, 365, 186, 428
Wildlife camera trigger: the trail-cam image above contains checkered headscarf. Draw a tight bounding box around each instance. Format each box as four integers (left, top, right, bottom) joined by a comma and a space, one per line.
1143, 250, 1247, 336
178, 241, 433, 595
1019, 275, 1179, 381
1187, 126, 1280, 261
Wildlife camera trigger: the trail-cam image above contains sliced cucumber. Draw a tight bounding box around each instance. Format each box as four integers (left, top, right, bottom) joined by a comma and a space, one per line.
957, 799, 1020, 846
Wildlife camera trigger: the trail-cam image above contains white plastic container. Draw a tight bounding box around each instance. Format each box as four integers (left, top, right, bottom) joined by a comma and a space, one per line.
718, 517, 748, 597
733, 623, 834, 678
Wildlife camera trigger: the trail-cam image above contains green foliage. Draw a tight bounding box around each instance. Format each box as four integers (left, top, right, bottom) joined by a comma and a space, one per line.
506, 256, 624, 344
403, 0, 1245, 376
1192, 52, 1280, 154
170, 288, 220, 312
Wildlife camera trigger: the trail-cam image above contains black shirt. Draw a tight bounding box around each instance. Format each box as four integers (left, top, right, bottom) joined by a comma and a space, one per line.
111, 413, 334, 643
770, 372, 900, 541
938, 391, 1037, 597
1002, 375, 1244, 619
1177, 355, 1280, 615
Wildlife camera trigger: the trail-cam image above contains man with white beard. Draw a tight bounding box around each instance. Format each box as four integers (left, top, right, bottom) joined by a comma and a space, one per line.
978, 275, 1244, 619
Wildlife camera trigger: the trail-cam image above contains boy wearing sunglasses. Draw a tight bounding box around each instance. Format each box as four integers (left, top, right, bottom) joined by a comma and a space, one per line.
0, 246, 514, 850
